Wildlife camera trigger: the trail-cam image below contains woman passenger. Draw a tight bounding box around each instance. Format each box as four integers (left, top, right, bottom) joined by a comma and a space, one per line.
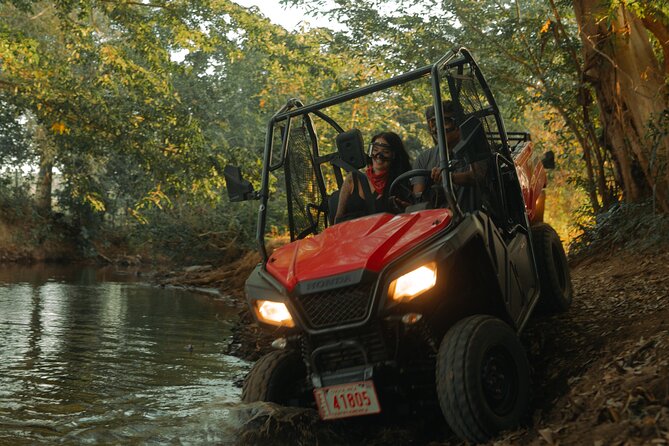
335, 131, 412, 223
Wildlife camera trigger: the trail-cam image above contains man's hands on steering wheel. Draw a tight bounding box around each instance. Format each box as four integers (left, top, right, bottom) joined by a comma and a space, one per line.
388, 169, 438, 211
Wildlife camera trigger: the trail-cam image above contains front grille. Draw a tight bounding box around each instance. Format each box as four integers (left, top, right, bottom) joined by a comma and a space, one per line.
307, 326, 389, 372
294, 284, 373, 328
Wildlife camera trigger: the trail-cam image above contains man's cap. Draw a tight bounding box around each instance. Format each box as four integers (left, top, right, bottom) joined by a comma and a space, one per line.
425, 100, 456, 120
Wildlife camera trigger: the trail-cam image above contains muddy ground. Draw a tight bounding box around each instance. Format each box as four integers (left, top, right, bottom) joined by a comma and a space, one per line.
165, 246, 669, 445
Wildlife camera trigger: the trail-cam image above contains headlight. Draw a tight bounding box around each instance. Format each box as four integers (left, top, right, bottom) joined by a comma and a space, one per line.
389, 262, 437, 302
254, 300, 295, 327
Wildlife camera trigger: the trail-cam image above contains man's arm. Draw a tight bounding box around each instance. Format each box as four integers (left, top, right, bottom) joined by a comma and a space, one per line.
411, 149, 433, 195
451, 159, 487, 186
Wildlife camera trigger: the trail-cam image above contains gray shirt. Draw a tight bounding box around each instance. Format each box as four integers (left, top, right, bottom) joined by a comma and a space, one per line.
411, 145, 474, 187
411, 146, 439, 186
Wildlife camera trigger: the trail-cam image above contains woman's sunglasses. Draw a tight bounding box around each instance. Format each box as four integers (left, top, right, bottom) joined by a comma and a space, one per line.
368, 142, 395, 162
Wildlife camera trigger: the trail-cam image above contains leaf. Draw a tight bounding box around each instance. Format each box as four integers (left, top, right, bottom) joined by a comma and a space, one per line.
50, 122, 68, 135
84, 192, 106, 212
539, 427, 555, 445
540, 19, 551, 34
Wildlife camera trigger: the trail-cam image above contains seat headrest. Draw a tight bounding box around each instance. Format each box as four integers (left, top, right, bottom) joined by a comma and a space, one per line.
335, 129, 367, 170
452, 116, 490, 162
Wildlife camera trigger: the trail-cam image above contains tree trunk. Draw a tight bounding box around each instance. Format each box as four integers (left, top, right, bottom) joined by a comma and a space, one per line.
34, 127, 55, 216
549, 0, 617, 210
573, 0, 669, 212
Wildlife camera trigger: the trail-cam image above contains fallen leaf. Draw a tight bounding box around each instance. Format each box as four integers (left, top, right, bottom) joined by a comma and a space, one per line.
539, 428, 555, 445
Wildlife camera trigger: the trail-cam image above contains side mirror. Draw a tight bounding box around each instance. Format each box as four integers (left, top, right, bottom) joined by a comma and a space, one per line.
541, 150, 555, 169
224, 165, 258, 202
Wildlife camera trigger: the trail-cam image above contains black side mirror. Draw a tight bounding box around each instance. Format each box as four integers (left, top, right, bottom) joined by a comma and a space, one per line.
224, 165, 257, 202
541, 150, 555, 169
336, 129, 367, 170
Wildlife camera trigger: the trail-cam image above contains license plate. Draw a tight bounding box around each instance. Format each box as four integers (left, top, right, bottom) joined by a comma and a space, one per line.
313, 380, 381, 420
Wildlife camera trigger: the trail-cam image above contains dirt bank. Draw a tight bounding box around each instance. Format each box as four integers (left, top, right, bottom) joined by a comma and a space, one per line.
512, 249, 669, 445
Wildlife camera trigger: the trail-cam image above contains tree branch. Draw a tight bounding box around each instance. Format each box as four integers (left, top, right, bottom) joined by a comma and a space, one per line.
640, 12, 669, 76
30, 5, 54, 20
98, 0, 170, 10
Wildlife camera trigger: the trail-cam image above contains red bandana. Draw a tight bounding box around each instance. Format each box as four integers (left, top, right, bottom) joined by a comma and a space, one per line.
366, 165, 388, 196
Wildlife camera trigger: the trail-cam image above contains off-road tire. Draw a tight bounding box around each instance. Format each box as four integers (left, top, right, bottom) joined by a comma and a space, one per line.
436, 315, 530, 443
531, 222, 573, 314
242, 349, 309, 407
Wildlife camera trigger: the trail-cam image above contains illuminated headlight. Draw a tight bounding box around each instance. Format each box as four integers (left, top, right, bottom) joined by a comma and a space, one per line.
254, 300, 295, 327
389, 262, 437, 302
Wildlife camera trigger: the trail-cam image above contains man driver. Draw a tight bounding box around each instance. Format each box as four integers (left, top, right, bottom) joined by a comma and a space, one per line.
411, 100, 485, 195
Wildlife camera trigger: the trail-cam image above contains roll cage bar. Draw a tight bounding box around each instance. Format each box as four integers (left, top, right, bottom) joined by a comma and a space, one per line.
255, 47, 510, 262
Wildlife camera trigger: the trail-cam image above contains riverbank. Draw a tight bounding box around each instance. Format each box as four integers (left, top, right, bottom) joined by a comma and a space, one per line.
0, 211, 244, 267
0, 218, 78, 263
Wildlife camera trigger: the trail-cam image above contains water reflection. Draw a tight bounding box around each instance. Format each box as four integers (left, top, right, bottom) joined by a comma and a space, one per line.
0, 265, 247, 444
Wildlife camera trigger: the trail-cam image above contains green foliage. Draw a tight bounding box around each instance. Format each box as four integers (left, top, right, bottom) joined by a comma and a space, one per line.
124, 198, 257, 264
285, 0, 584, 129
0, 0, 401, 255
283, 0, 606, 235
0, 175, 32, 224
606, 0, 669, 18
0, 95, 32, 165
0, 0, 641, 261
0, 1, 218, 217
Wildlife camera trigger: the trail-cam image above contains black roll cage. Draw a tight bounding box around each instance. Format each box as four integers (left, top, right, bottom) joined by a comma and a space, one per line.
255, 47, 510, 262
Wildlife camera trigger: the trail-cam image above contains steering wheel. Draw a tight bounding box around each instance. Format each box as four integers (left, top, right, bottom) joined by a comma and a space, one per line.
389, 169, 430, 196
388, 169, 438, 210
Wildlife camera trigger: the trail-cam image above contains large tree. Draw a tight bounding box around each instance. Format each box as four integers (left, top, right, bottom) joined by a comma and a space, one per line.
573, 0, 669, 212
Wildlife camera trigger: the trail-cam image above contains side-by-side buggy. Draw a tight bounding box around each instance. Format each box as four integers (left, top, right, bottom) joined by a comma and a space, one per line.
225, 47, 573, 443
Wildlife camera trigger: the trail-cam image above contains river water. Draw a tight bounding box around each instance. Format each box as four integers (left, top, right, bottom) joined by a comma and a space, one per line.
0, 264, 249, 445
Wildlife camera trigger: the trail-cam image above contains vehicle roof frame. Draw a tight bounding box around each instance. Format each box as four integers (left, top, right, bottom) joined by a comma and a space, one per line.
255, 47, 510, 263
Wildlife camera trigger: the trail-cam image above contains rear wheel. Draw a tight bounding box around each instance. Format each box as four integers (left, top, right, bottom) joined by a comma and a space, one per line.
531, 223, 573, 313
436, 315, 530, 443
242, 350, 311, 407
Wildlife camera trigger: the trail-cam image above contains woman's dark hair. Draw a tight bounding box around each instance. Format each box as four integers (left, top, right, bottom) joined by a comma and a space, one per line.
370, 131, 412, 198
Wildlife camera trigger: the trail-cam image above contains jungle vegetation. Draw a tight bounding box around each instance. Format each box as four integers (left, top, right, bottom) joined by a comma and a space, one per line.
0, 0, 667, 263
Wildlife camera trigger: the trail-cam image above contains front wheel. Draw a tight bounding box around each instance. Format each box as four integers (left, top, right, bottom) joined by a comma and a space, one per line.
242, 349, 311, 407
436, 315, 530, 443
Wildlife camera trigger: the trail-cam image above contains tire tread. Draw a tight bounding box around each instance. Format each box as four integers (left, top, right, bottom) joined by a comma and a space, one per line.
436, 315, 529, 443
531, 223, 573, 313
242, 349, 300, 403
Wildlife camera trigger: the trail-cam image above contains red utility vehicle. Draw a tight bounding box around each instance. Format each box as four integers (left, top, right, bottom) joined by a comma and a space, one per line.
225, 47, 572, 443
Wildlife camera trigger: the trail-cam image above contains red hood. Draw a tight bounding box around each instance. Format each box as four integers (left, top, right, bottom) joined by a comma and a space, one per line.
265, 209, 452, 292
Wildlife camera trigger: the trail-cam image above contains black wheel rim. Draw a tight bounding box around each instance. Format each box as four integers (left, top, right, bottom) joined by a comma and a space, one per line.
481, 345, 518, 416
